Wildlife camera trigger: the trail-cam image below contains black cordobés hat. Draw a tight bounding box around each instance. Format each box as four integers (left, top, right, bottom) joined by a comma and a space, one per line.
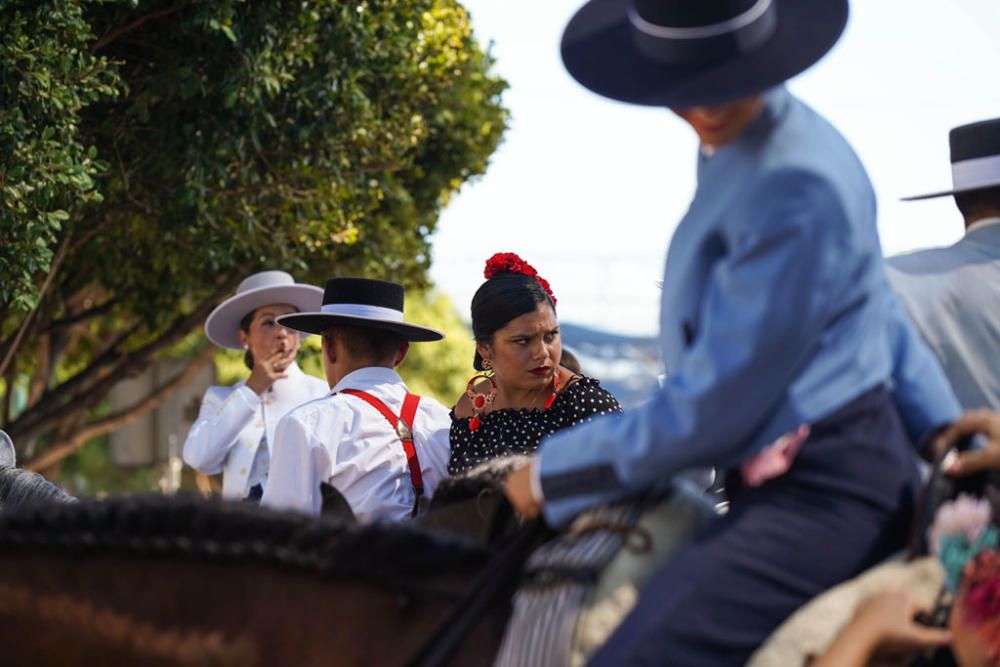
278, 278, 444, 342
561, 0, 848, 108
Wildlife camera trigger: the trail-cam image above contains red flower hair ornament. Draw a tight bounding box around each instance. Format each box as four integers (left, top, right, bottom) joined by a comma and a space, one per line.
483, 252, 557, 305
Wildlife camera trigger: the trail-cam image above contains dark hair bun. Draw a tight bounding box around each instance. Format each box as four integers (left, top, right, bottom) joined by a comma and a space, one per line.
470, 254, 557, 370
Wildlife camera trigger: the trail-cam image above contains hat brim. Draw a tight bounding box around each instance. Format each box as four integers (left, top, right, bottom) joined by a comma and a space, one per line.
561, 0, 848, 108
205, 284, 324, 349
901, 180, 1000, 201
277, 313, 445, 343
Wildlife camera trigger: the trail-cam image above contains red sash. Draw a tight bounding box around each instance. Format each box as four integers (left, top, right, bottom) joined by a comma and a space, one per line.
340, 389, 424, 517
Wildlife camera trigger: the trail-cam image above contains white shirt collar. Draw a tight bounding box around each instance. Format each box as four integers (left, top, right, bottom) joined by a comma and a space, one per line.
967, 216, 1000, 234
331, 366, 403, 394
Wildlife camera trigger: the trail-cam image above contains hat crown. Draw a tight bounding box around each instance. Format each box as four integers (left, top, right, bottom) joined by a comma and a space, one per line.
634, 0, 761, 29
628, 0, 777, 67
322, 278, 405, 312
236, 271, 295, 295
950, 118, 1000, 164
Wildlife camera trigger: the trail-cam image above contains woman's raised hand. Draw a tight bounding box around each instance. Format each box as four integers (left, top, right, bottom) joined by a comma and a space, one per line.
246, 347, 297, 395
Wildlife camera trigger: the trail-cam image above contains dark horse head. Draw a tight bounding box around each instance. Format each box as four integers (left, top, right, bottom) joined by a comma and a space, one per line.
0, 430, 76, 511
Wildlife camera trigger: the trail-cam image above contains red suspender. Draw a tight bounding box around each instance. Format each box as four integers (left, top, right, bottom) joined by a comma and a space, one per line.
339, 389, 424, 517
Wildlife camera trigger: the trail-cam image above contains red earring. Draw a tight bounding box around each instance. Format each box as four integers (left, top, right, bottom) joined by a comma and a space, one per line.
466, 370, 497, 432
543, 370, 560, 409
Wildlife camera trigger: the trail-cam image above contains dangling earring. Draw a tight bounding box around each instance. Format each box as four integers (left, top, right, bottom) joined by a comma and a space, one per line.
543, 369, 560, 409
466, 363, 497, 432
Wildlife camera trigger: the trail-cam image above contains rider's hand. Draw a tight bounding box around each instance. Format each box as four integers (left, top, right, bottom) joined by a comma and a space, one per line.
853, 589, 952, 657
934, 409, 1000, 476
504, 462, 542, 520
812, 589, 951, 667
246, 347, 297, 395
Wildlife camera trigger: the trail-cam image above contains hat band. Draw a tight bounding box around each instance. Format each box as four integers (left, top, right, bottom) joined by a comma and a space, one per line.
320, 302, 405, 322
628, 0, 777, 67
952, 154, 1000, 192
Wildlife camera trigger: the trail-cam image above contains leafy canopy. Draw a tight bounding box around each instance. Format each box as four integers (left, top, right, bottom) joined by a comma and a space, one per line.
0, 0, 507, 472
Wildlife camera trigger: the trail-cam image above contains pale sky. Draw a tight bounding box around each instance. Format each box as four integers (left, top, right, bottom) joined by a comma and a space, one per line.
430, 1, 1000, 337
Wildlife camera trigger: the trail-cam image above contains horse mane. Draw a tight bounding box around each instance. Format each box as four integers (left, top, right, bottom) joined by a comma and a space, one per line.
432, 454, 530, 505
0, 466, 77, 511
0, 494, 488, 588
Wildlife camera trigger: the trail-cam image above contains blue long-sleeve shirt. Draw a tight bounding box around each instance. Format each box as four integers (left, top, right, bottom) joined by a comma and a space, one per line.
536, 87, 960, 527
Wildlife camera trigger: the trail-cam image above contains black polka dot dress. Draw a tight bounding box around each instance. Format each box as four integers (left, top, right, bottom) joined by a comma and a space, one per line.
448, 376, 623, 475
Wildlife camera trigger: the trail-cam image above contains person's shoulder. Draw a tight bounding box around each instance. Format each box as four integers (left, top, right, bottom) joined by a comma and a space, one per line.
888, 242, 974, 277
416, 393, 453, 421
303, 372, 329, 389
562, 375, 623, 410
282, 392, 349, 425
450, 377, 494, 420
759, 99, 870, 197
203, 384, 239, 402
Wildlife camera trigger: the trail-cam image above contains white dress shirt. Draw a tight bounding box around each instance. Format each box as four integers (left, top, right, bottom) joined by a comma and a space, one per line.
261, 366, 452, 522
182, 362, 329, 499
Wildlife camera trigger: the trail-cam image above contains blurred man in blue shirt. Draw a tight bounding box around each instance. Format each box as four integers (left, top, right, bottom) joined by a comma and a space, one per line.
503, 1, 961, 663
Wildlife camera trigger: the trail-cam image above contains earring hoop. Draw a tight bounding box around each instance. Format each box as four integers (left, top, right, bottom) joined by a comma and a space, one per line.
465, 373, 497, 431
544, 368, 560, 409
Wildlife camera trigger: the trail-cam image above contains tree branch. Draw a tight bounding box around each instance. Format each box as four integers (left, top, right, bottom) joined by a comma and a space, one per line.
44, 297, 121, 333
5, 277, 236, 444
0, 233, 71, 380
27, 334, 51, 407
1, 363, 15, 428
24, 345, 215, 472
92, 2, 184, 53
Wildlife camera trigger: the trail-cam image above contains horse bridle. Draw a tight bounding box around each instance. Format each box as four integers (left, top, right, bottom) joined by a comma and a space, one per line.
406, 518, 549, 667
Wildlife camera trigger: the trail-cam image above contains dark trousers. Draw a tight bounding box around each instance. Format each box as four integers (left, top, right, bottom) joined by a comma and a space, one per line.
589, 386, 920, 667
243, 483, 263, 504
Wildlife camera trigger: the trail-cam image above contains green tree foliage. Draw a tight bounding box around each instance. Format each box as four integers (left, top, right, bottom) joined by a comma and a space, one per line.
398, 289, 476, 405
0, 1, 117, 312
0, 0, 507, 471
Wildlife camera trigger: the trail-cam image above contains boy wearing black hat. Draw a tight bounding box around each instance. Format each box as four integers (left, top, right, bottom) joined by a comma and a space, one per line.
261, 278, 451, 523
889, 117, 1000, 412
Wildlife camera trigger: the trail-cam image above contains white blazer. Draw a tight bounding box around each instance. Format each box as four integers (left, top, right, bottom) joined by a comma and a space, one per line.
182, 362, 330, 498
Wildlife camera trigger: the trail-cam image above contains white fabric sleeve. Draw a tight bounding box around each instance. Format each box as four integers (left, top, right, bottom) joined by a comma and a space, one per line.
182, 385, 259, 475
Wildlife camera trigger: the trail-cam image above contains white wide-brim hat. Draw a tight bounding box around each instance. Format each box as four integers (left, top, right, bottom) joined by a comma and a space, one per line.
204, 271, 323, 349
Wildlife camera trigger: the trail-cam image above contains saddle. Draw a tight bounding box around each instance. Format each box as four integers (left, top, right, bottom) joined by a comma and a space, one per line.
494, 480, 717, 667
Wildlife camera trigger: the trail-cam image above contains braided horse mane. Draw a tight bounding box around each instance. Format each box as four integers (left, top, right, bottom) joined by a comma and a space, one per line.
0, 494, 499, 666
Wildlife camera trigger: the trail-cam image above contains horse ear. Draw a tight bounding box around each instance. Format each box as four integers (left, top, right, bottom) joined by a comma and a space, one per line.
0, 430, 14, 468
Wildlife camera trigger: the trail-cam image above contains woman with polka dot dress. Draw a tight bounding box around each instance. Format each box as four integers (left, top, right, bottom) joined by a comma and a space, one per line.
448, 253, 623, 476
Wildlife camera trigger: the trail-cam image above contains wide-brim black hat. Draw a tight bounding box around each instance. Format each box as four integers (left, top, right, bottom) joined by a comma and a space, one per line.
561, 0, 848, 108
277, 278, 444, 343
903, 117, 1000, 201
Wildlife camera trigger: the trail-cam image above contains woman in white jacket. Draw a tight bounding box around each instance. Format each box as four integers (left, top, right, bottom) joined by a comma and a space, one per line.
183, 271, 329, 500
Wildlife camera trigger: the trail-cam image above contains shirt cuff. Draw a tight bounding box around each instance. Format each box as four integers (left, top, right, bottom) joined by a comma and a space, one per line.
529, 457, 545, 505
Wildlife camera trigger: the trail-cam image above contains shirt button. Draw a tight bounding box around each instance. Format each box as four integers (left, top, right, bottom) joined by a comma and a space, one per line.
240, 468, 248, 475
265, 398, 274, 405
254, 420, 263, 428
